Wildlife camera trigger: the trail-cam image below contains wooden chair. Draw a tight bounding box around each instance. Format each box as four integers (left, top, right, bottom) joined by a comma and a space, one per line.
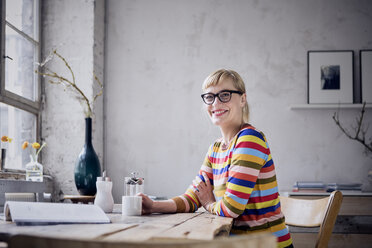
280, 190, 343, 248
8, 232, 276, 248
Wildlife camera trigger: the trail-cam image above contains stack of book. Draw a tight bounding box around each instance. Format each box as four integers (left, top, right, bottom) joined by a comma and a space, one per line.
326, 183, 362, 193
292, 181, 326, 193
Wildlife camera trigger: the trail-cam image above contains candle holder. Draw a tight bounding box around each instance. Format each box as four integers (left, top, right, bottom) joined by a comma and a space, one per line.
0, 148, 6, 171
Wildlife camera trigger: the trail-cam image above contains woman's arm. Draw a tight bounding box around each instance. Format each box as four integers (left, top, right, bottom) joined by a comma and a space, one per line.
139, 193, 177, 214
204, 129, 269, 218
168, 145, 214, 213
195, 172, 216, 211
140, 145, 214, 215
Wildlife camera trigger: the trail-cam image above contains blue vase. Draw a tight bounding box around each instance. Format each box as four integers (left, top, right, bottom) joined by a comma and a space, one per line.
74, 117, 102, 195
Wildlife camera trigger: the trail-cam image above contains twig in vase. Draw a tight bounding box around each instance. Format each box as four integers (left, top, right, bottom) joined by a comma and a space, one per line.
332, 102, 372, 154
35, 50, 103, 118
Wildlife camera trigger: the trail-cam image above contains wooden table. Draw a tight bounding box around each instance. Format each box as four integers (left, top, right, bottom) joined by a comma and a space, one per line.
0, 205, 233, 243
0, 204, 278, 247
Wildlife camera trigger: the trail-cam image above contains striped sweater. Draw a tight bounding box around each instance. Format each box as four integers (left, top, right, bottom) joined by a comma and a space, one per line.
172, 124, 293, 248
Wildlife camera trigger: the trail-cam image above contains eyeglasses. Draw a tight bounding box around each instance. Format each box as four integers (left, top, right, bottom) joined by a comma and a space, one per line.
201, 90, 242, 105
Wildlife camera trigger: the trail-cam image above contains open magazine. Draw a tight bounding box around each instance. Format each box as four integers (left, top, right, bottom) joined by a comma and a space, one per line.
3, 201, 110, 225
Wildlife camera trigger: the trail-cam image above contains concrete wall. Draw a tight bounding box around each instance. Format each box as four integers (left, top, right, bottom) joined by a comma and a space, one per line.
42, 0, 105, 198
41, 0, 372, 202
105, 0, 372, 202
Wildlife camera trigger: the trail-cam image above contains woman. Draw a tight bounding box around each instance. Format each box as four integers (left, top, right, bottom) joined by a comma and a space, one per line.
140, 69, 293, 248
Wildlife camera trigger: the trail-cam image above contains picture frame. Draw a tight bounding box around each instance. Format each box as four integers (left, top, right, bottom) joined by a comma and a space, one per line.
360, 50, 372, 103
308, 51, 354, 104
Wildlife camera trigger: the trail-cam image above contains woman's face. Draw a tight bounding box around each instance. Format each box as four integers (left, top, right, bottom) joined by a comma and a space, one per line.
203, 78, 246, 127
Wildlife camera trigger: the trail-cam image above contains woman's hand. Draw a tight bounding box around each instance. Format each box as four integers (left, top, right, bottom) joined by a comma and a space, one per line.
195, 172, 216, 211
138, 193, 153, 215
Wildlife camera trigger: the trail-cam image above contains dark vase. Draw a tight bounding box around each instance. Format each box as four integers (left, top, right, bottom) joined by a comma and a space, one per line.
74, 117, 102, 195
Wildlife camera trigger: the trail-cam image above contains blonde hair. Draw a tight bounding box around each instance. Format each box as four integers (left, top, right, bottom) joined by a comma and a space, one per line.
202, 69, 249, 123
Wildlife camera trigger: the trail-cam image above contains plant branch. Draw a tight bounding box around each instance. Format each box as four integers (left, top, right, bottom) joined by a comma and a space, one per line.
35, 50, 103, 117
333, 102, 372, 154
92, 72, 103, 103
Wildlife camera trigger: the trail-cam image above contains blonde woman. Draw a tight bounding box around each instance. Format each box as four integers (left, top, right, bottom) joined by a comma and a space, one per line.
140, 69, 293, 248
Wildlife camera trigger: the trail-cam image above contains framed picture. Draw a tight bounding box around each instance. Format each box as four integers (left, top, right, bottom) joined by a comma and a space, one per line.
308, 51, 354, 104
360, 50, 372, 103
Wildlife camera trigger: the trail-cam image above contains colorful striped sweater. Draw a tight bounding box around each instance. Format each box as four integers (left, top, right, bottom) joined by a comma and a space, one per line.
172, 124, 293, 248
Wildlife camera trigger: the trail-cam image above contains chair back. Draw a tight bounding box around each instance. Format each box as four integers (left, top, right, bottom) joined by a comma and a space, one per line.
280, 190, 343, 248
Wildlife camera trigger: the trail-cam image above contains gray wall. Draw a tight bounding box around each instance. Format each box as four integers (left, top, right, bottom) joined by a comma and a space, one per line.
42, 0, 105, 199
105, 0, 372, 202
41, 0, 372, 202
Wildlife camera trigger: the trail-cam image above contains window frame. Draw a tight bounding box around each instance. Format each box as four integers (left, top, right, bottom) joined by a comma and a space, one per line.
0, 0, 42, 172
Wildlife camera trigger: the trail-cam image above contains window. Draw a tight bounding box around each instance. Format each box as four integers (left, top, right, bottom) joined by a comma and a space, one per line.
0, 0, 41, 170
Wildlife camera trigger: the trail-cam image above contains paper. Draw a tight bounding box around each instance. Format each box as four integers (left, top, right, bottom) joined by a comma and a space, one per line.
4, 201, 110, 225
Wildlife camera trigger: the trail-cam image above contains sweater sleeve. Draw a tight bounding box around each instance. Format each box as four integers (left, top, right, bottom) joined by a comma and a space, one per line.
208, 129, 269, 217
171, 145, 214, 213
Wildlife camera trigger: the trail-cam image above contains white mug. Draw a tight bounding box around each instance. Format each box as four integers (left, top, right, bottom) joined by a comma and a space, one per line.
122, 196, 142, 216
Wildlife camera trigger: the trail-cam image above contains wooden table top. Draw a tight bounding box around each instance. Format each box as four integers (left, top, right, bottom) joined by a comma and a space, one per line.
0, 204, 233, 243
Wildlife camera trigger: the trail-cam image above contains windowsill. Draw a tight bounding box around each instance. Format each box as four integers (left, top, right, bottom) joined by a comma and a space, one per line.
0, 170, 26, 180
0, 171, 55, 211
0, 170, 53, 181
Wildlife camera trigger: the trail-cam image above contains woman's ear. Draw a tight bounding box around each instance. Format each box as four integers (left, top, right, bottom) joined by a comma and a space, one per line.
240, 93, 247, 107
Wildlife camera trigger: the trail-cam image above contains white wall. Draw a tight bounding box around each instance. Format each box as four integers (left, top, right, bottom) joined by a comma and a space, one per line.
41, 0, 372, 202
105, 0, 372, 202
42, 0, 105, 198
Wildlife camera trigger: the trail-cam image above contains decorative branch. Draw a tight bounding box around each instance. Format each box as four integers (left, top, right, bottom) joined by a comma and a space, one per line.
92, 72, 103, 103
35, 50, 103, 118
333, 102, 372, 154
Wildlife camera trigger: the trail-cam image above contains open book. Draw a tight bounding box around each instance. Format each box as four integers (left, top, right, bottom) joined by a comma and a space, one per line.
3, 201, 110, 225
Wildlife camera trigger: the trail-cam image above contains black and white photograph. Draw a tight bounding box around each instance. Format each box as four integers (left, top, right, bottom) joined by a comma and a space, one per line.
308, 51, 354, 104
321, 65, 340, 90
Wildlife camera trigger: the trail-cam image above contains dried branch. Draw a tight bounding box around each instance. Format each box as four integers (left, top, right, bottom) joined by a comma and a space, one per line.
333, 102, 372, 154
92, 72, 103, 104
53, 50, 76, 85
35, 50, 103, 118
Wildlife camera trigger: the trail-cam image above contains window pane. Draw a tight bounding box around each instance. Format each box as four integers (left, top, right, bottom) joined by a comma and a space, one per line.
5, 25, 38, 101
0, 103, 37, 170
5, 0, 39, 41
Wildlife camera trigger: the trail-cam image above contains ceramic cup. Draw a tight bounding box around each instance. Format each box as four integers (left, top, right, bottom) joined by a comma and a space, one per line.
122, 196, 142, 216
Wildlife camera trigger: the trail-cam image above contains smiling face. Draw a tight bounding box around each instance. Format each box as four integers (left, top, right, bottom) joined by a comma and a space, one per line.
204, 78, 246, 128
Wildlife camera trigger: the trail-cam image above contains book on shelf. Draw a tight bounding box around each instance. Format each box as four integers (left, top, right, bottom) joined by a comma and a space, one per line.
292, 181, 326, 192
326, 189, 363, 194
293, 181, 326, 189
292, 181, 364, 194
292, 188, 327, 193
326, 183, 362, 192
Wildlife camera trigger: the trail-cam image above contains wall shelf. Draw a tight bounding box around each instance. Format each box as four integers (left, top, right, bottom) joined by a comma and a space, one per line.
290, 103, 372, 110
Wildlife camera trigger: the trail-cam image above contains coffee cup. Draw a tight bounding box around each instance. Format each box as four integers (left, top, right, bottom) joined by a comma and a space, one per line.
122, 196, 142, 216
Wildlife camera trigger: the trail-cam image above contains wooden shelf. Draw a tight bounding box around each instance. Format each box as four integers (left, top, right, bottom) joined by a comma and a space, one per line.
282, 191, 372, 197
290, 103, 372, 109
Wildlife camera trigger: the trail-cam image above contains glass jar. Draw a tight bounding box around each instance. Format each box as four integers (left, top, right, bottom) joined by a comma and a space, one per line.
25, 155, 43, 182
124, 172, 144, 196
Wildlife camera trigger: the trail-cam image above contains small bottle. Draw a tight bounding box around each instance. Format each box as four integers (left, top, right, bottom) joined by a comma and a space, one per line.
94, 171, 114, 213
25, 155, 43, 182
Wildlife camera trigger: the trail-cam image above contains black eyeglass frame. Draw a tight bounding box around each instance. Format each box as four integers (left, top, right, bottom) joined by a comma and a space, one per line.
201, 90, 243, 105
